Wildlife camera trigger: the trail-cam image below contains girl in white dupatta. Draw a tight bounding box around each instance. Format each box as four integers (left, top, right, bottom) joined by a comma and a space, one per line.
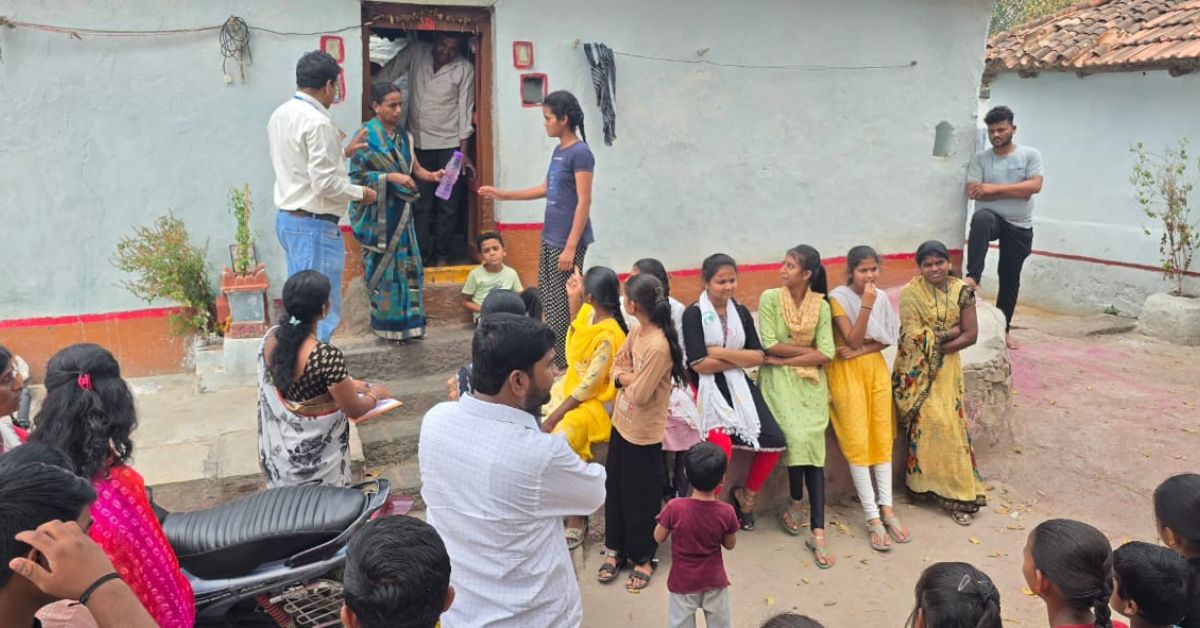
681, 254, 787, 531
827, 246, 911, 551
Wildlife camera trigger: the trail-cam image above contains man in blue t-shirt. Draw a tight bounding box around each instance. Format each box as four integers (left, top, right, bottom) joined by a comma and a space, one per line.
965, 105, 1044, 350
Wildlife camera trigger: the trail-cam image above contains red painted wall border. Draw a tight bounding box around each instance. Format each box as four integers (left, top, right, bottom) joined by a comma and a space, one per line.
0, 306, 182, 331
4, 245, 1187, 330
988, 244, 1200, 278
495, 222, 543, 232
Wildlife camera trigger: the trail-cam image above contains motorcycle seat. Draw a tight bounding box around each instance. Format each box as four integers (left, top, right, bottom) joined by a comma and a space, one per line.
162, 484, 366, 580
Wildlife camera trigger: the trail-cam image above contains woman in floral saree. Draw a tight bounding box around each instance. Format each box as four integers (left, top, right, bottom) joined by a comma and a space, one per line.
348, 82, 443, 341
892, 240, 986, 526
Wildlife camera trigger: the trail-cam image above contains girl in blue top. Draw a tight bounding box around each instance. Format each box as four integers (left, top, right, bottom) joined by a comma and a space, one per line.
479, 90, 595, 368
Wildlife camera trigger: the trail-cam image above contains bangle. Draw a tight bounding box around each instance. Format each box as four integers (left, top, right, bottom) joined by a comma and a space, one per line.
79, 572, 121, 606
861, 305, 873, 310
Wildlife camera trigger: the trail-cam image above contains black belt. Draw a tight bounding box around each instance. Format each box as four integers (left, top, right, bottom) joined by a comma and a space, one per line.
287, 209, 340, 224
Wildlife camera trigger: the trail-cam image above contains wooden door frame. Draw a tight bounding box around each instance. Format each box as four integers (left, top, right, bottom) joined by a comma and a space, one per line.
360, 2, 496, 255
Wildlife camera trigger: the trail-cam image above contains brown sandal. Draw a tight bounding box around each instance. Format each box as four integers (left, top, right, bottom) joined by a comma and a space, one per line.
732, 487, 758, 531
597, 551, 625, 583
625, 563, 654, 592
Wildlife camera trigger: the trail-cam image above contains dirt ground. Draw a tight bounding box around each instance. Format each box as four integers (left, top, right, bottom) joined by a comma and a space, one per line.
578, 305, 1200, 627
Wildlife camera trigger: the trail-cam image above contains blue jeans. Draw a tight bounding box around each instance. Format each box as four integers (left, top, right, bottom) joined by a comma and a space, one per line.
275, 210, 345, 342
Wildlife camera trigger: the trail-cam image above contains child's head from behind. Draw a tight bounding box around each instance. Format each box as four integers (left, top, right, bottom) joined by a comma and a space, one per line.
1111, 541, 1190, 626
761, 612, 824, 627
1154, 473, 1200, 555
342, 515, 453, 628
684, 442, 726, 493
476, 231, 506, 267
631, 258, 672, 298
908, 562, 1001, 628
1023, 519, 1115, 628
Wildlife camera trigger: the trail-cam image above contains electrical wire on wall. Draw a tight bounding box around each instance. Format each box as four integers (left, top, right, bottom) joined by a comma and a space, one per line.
219, 16, 251, 84
0, 15, 367, 78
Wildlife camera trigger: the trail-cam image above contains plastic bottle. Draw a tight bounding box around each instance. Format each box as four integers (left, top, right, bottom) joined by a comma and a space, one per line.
435, 151, 463, 200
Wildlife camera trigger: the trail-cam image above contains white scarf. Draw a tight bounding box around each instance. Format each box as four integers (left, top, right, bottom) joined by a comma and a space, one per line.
695, 291, 762, 447
829, 285, 899, 346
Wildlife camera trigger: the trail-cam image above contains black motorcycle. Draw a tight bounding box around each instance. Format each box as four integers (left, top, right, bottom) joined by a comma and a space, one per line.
151, 479, 395, 627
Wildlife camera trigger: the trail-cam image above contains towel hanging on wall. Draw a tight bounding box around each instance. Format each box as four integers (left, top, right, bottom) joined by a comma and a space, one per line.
584, 43, 617, 145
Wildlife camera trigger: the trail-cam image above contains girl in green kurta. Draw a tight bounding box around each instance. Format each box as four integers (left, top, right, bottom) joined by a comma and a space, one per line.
758, 244, 837, 568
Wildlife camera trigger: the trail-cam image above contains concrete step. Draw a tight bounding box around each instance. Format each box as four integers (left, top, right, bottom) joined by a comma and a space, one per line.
340, 324, 474, 381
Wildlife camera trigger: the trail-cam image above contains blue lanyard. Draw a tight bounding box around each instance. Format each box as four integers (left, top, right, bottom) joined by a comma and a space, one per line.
292, 95, 323, 113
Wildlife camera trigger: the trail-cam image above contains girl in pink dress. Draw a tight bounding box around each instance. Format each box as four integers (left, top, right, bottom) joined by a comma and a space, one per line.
30, 343, 194, 627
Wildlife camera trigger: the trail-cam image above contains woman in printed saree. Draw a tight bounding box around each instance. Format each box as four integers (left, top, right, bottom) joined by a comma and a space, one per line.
892, 240, 985, 526
757, 245, 837, 568
348, 82, 443, 341
259, 271, 393, 488
542, 266, 628, 549
29, 343, 195, 627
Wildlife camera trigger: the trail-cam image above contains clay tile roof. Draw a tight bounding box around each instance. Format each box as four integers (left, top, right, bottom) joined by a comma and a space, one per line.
987, 0, 1200, 73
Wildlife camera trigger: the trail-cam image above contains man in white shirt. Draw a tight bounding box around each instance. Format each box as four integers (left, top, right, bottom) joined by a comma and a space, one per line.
267, 51, 376, 342
419, 315, 605, 627
379, 34, 475, 267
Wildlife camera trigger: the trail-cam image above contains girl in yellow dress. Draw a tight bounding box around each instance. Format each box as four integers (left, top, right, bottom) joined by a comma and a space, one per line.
892, 240, 985, 526
542, 265, 628, 547
828, 246, 909, 551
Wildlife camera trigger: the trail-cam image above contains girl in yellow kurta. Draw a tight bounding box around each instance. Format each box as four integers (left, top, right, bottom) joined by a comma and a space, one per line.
828, 246, 910, 551
892, 240, 985, 526
542, 265, 627, 548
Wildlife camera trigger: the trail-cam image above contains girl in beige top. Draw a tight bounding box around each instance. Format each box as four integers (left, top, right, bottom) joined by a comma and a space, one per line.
599, 273, 688, 592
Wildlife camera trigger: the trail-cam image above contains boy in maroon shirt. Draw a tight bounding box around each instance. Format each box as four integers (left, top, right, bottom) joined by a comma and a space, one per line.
655, 441, 739, 628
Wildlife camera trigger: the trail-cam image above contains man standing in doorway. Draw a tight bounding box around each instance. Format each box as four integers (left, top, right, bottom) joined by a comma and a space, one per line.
379, 33, 476, 267
268, 51, 376, 342
965, 105, 1044, 350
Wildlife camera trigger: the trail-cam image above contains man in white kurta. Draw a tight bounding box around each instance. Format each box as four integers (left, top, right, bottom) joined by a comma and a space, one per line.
419, 314, 605, 627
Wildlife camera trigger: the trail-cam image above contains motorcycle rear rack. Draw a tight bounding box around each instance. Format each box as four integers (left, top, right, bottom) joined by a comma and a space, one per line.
268, 580, 344, 628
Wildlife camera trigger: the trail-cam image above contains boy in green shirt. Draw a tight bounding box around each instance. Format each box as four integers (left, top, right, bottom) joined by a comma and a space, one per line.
462, 232, 523, 321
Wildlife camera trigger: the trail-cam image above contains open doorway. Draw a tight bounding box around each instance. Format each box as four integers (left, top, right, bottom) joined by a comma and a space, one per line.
361, 3, 494, 268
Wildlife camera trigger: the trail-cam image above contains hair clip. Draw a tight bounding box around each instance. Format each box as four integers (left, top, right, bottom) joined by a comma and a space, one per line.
77, 373, 93, 390
289, 316, 302, 327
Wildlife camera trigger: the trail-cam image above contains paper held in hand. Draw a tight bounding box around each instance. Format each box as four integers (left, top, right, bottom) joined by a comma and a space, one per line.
350, 397, 403, 424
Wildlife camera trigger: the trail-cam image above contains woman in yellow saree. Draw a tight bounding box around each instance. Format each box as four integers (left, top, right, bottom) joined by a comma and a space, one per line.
892, 240, 986, 526
542, 265, 628, 547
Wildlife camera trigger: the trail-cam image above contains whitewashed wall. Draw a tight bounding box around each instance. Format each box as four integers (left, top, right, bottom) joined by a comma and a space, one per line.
987, 70, 1200, 314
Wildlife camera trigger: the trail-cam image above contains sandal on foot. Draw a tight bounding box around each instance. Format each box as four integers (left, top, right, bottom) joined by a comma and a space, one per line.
949, 511, 972, 526
806, 534, 836, 569
883, 515, 912, 543
597, 551, 625, 583
625, 564, 654, 592
565, 517, 588, 549
732, 488, 757, 531
867, 520, 892, 552
781, 507, 807, 536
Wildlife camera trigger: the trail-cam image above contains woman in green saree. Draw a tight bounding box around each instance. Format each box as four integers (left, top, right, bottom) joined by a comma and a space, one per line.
348, 82, 443, 340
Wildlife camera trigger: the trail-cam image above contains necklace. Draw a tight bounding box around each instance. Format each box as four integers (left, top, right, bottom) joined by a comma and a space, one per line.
927, 278, 949, 333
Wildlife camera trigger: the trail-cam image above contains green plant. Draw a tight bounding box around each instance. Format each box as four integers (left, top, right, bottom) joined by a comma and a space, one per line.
112, 213, 216, 336
1131, 140, 1199, 297
1104, 305, 1120, 316
990, 0, 1077, 35
229, 183, 255, 275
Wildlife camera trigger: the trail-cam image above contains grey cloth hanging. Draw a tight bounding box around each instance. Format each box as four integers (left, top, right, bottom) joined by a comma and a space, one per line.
584, 43, 617, 145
